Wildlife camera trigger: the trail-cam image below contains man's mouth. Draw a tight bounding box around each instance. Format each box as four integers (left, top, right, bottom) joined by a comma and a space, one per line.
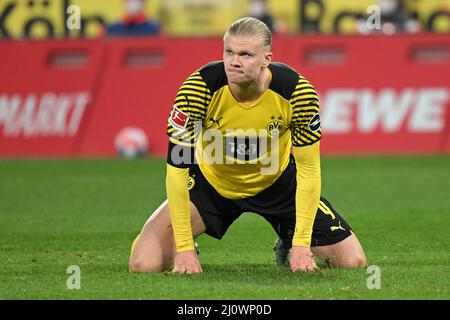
228, 69, 243, 74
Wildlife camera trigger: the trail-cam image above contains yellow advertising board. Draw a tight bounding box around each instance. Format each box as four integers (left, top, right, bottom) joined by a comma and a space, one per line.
0, 0, 158, 39
0, 0, 448, 39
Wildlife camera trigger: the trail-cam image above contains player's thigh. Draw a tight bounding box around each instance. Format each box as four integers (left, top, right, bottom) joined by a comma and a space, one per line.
140, 199, 206, 239
312, 232, 366, 268
130, 200, 206, 269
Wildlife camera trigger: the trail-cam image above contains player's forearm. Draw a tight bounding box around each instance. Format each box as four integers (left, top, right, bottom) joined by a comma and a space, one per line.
166, 163, 195, 252
292, 143, 321, 247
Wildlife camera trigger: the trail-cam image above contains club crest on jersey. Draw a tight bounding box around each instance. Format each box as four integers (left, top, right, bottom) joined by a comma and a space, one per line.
187, 176, 195, 190
169, 107, 189, 130
308, 113, 321, 132
266, 115, 286, 136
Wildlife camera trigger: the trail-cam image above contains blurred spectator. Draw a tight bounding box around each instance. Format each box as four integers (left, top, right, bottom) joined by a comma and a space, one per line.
248, 0, 277, 33
358, 0, 420, 35
106, 0, 161, 37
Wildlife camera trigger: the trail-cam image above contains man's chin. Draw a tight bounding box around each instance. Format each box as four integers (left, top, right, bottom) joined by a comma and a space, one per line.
227, 75, 249, 85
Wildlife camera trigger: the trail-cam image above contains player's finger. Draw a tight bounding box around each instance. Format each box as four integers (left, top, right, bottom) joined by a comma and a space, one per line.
291, 264, 304, 272
192, 264, 202, 273
303, 261, 315, 271
291, 262, 317, 272
308, 264, 319, 272
305, 265, 315, 272
309, 262, 318, 270
312, 262, 319, 270
172, 266, 186, 274
186, 266, 201, 274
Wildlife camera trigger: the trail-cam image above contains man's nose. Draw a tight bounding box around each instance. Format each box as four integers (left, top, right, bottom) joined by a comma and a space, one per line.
230, 54, 241, 67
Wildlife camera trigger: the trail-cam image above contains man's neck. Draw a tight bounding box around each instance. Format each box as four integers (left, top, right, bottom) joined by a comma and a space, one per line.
229, 68, 271, 103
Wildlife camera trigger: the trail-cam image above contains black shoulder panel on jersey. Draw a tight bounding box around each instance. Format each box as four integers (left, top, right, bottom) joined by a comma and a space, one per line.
167, 141, 196, 168
198, 61, 228, 95
268, 62, 300, 100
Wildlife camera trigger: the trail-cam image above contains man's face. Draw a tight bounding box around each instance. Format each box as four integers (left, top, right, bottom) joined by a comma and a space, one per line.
223, 35, 272, 85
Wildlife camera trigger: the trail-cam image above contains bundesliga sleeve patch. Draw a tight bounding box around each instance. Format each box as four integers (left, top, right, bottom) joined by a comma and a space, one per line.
169, 107, 190, 130
308, 113, 321, 132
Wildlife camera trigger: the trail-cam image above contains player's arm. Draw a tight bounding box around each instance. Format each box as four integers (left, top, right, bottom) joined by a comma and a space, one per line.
290, 143, 321, 271
165, 71, 210, 273
289, 76, 322, 272
166, 143, 196, 252
166, 147, 202, 274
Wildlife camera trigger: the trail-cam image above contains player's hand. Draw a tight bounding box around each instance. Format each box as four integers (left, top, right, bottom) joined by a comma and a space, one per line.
172, 250, 203, 274
290, 246, 318, 272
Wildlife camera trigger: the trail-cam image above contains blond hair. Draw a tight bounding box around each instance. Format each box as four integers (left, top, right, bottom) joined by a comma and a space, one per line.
224, 17, 272, 51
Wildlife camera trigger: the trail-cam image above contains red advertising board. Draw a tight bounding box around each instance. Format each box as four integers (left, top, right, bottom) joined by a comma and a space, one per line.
282, 34, 450, 154
0, 40, 105, 156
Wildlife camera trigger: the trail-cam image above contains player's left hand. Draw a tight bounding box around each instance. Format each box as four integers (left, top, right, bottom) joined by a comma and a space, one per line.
290, 246, 318, 272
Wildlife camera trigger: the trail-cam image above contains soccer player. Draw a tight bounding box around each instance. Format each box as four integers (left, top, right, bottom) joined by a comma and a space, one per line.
129, 17, 366, 274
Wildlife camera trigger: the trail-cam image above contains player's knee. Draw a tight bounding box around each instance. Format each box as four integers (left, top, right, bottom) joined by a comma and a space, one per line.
344, 252, 367, 268
128, 237, 171, 273
357, 253, 367, 268
129, 257, 163, 273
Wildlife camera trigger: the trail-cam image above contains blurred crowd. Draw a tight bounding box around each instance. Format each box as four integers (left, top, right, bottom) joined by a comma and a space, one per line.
103, 0, 448, 38
356, 0, 421, 34
106, 0, 161, 37
0, 0, 448, 40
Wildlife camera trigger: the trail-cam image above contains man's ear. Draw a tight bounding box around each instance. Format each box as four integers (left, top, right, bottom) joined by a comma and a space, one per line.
264, 52, 273, 66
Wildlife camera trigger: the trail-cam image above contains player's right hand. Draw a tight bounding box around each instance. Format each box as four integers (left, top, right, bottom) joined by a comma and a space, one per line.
172, 250, 203, 274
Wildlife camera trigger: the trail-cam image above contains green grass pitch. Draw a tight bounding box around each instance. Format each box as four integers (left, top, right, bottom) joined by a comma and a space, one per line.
0, 155, 449, 299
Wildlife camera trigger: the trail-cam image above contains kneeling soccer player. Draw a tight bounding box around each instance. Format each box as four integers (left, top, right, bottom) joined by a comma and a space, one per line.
129, 17, 366, 274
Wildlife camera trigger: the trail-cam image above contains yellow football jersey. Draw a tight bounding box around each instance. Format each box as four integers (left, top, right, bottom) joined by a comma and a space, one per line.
167, 61, 321, 199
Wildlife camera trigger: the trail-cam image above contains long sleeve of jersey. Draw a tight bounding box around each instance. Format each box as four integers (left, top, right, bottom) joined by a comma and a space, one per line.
166, 163, 195, 252
292, 143, 321, 247
165, 71, 210, 252
289, 76, 322, 247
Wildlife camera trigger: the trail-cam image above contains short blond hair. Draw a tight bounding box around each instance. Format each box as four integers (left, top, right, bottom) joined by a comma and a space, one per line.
224, 17, 272, 51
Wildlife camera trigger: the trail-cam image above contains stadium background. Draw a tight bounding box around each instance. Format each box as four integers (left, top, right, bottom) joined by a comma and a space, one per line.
1, 0, 450, 157
1, 0, 449, 300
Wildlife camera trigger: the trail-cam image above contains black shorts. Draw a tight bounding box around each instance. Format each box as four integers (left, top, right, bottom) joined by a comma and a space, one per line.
188, 156, 352, 247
